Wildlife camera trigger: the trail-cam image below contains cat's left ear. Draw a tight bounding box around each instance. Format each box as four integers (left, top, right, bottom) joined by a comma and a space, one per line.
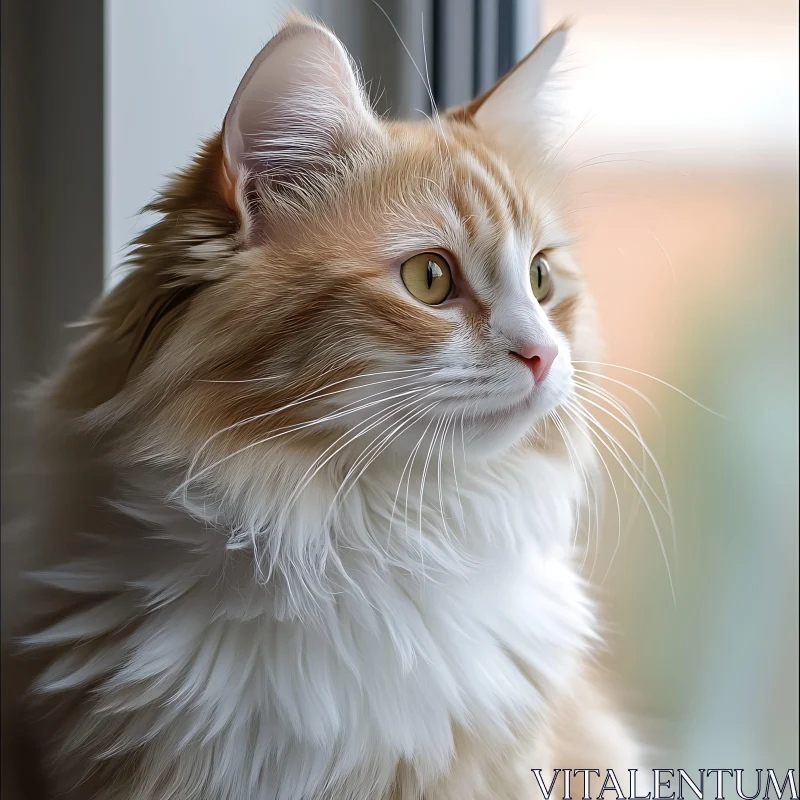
220, 14, 377, 213
447, 25, 568, 158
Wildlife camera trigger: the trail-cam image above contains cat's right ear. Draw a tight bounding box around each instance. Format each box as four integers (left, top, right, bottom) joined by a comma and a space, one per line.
220, 15, 377, 218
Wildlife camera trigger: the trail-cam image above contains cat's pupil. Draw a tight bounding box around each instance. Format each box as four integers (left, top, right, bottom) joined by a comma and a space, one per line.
427, 261, 442, 289
537, 265, 542, 288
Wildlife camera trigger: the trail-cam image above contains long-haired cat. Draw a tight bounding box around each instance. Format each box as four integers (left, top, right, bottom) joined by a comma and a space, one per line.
3, 12, 643, 799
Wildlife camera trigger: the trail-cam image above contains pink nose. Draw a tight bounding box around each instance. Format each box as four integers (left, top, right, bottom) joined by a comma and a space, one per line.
511, 343, 558, 383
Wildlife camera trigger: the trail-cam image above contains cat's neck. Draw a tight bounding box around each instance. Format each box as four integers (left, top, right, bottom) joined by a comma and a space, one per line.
138, 447, 580, 616
38, 431, 583, 626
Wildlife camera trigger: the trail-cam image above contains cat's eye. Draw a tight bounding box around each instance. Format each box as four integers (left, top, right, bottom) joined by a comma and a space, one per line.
530, 253, 552, 302
401, 252, 453, 305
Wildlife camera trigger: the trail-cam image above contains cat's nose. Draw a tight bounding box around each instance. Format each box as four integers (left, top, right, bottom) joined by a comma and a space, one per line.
511, 343, 558, 383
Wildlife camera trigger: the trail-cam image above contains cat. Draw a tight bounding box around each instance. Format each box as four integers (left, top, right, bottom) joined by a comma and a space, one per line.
2, 11, 643, 800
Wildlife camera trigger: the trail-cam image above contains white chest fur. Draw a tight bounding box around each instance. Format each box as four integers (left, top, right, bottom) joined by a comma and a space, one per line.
29, 447, 594, 797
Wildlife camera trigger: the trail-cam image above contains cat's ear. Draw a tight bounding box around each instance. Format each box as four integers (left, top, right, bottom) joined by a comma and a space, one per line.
221, 14, 376, 211
447, 25, 568, 159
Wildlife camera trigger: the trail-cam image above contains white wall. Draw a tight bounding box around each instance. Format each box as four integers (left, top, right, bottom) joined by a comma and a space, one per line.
105, 0, 304, 285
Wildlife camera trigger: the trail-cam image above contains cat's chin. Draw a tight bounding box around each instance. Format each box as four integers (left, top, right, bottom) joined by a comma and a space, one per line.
367, 396, 557, 464
462, 400, 555, 456
461, 378, 575, 457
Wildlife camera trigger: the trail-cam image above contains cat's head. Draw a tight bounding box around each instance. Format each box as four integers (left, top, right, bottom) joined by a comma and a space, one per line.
73, 14, 597, 485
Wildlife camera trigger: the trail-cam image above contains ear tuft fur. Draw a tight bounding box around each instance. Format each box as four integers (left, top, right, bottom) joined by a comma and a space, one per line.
447, 24, 570, 165
221, 16, 378, 223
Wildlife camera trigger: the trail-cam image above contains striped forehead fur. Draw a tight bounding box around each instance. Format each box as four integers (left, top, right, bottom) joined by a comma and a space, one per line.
82, 116, 585, 459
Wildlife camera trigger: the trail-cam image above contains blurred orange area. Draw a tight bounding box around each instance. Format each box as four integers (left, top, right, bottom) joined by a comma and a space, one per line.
566, 168, 798, 372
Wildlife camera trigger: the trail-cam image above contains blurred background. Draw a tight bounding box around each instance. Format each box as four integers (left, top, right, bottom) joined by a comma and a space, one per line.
2, 0, 797, 778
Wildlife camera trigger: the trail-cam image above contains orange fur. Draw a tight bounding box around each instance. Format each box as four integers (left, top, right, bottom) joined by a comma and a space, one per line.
2, 14, 639, 799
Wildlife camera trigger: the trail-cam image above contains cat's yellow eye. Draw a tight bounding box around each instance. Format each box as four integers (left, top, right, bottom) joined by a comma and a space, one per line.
530, 253, 552, 302
401, 253, 453, 305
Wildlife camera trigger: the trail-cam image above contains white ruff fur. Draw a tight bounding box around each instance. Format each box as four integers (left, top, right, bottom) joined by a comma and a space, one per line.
25, 439, 596, 798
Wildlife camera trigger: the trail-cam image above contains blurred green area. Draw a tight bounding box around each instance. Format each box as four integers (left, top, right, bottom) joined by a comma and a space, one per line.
590, 213, 798, 769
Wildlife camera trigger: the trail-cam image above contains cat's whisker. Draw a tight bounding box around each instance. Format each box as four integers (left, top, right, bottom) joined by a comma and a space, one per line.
360, 401, 434, 481
563, 152, 693, 180
436, 412, 458, 546
459, 409, 467, 468
360, 406, 447, 566
388, 401, 441, 550
574, 380, 658, 486
386, 408, 441, 579
416, 107, 454, 181
298, 408, 411, 576
186, 387, 408, 502
573, 369, 662, 421
583, 437, 603, 578
321, 390, 446, 530
549, 411, 586, 555
432, 414, 449, 545
563, 400, 677, 606
415, 414, 445, 574
538, 111, 595, 191
449, 412, 467, 539
281, 383, 450, 519
562, 404, 621, 572
573, 361, 730, 419
417, 9, 446, 134
331, 399, 426, 508
556, 407, 623, 584
573, 377, 652, 545
574, 390, 671, 519
418, 413, 450, 559
639, 223, 677, 281
574, 378, 675, 559
567, 425, 596, 570
552, 408, 598, 567
589, 428, 623, 586
403, 416, 437, 547
370, 1, 453, 170
574, 377, 642, 436
177, 380, 438, 498
561, 204, 639, 217
197, 364, 432, 385
186, 369, 439, 481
